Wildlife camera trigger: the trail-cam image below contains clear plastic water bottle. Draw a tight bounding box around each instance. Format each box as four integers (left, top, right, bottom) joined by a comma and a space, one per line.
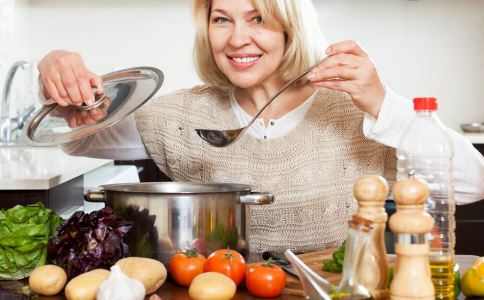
396, 97, 455, 300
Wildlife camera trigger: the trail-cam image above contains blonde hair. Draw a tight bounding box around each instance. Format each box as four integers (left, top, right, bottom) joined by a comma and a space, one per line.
192, 0, 326, 88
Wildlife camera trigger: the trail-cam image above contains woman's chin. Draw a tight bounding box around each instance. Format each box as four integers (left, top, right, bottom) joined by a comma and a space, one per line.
228, 78, 261, 89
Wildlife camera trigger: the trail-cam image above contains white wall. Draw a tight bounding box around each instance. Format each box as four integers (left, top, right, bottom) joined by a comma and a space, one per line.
314, 0, 484, 131
28, 0, 197, 94
2, 0, 484, 131
0, 0, 32, 117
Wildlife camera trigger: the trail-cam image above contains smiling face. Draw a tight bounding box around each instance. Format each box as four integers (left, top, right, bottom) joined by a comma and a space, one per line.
208, 0, 286, 89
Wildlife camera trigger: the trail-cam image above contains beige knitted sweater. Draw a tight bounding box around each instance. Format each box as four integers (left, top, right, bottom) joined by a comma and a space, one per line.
135, 85, 396, 253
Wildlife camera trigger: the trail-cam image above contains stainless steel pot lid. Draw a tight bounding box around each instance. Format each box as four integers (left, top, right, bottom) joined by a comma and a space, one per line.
24, 66, 163, 146
97, 182, 252, 194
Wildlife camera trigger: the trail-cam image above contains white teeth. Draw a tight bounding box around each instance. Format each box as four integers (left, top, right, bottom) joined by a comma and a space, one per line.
232, 56, 259, 63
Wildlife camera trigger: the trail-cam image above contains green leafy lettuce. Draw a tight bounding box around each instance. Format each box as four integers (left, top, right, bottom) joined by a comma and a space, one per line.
0, 203, 61, 280
322, 241, 346, 273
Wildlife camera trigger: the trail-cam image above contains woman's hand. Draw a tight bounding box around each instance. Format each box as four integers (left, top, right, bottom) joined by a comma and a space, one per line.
37, 50, 103, 107
308, 40, 386, 118
53, 97, 112, 128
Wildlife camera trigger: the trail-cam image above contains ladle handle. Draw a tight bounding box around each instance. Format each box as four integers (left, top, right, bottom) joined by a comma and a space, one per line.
247, 56, 330, 129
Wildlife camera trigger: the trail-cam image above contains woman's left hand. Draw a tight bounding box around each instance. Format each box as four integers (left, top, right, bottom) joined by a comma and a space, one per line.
308, 40, 385, 118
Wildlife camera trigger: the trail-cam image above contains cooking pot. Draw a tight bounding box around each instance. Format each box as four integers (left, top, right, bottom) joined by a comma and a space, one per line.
84, 182, 273, 265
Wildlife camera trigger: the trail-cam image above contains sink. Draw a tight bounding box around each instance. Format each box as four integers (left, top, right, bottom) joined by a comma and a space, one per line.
0, 139, 30, 148
0, 133, 37, 148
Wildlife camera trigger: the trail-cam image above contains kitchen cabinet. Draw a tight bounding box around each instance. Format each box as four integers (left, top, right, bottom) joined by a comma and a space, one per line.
0, 147, 112, 216
0, 176, 83, 218
456, 142, 484, 255
456, 200, 484, 255
115, 159, 171, 182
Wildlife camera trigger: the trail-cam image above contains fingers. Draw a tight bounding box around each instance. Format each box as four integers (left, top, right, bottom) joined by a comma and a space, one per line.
309, 53, 363, 82
37, 50, 100, 106
66, 111, 78, 128
319, 53, 362, 70
78, 111, 98, 125
72, 61, 103, 105
42, 77, 69, 106
326, 40, 368, 57
308, 41, 386, 117
68, 98, 111, 128
312, 79, 356, 94
312, 66, 358, 83
90, 74, 104, 95
59, 64, 83, 106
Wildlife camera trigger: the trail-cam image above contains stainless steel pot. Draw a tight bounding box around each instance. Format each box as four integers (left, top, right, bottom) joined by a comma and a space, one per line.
84, 182, 273, 265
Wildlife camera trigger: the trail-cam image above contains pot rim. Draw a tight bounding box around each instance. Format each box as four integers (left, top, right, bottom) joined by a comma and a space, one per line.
97, 181, 252, 194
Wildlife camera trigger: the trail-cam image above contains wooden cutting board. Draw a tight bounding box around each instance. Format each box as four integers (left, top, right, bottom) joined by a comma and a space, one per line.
283, 248, 341, 296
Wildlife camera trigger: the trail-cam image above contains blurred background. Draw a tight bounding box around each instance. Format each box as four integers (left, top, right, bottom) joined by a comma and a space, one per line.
0, 0, 483, 131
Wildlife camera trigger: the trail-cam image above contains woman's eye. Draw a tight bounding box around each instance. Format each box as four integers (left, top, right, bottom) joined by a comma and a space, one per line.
252, 16, 263, 24
213, 17, 230, 24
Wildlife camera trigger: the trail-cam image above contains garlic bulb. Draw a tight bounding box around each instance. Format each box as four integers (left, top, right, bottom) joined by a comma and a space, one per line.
97, 265, 145, 300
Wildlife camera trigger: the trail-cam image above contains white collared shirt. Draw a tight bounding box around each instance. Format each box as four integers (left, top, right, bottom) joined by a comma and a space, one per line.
229, 88, 316, 140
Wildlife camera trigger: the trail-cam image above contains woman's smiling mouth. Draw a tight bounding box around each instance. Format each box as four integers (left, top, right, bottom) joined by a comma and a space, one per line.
228, 55, 261, 70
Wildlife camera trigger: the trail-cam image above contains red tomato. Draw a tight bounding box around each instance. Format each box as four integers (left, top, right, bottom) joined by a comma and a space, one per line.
204, 248, 247, 285
168, 249, 206, 286
246, 262, 287, 298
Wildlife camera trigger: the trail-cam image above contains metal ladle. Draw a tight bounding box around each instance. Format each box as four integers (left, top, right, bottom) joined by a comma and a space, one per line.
195, 56, 330, 147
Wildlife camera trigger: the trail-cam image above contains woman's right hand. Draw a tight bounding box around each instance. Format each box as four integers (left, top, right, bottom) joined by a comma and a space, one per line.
55, 97, 112, 128
37, 50, 103, 107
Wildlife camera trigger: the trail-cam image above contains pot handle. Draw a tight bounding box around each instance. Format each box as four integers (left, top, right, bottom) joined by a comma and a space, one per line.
239, 192, 274, 205
84, 189, 106, 202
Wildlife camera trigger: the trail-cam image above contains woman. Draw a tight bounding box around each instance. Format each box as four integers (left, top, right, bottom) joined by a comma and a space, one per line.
37, 0, 484, 253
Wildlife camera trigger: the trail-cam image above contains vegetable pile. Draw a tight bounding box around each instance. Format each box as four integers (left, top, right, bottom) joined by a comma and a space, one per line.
168, 247, 287, 299
47, 206, 132, 279
0, 203, 61, 280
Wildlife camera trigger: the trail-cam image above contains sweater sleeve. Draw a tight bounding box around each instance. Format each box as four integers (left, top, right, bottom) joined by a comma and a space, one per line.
363, 88, 484, 205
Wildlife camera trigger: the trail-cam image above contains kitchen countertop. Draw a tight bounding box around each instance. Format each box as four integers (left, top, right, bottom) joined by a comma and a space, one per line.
0, 146, 112, 190
461, 131, 484, 144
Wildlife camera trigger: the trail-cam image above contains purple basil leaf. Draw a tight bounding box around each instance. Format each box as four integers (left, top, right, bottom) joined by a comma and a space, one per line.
94, 223, 107, 241
47, 206, 133, 280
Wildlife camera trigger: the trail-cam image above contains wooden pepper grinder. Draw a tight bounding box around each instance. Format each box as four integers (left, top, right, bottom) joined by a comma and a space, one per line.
354, 175, 390, 299
389, 178, 434, 300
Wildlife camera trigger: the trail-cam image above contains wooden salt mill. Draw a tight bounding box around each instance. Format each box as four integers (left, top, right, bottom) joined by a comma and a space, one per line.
354, 175, 390, 299
389, 178, 434, 300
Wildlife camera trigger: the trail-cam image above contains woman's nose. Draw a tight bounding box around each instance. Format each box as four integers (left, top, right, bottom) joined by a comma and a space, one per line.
228, 24, 251, 48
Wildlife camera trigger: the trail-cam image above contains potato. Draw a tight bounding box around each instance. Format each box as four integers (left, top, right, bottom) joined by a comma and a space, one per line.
64, 269, 110, 300
188, 272, 236, 300
28, 264, 67, 296
115, 257, 167, 294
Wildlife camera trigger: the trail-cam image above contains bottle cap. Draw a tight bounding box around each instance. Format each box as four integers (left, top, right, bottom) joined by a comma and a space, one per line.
413, 97, 437, 111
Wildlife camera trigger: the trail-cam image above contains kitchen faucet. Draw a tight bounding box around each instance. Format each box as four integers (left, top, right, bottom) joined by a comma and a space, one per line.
0, 60, 35, 144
